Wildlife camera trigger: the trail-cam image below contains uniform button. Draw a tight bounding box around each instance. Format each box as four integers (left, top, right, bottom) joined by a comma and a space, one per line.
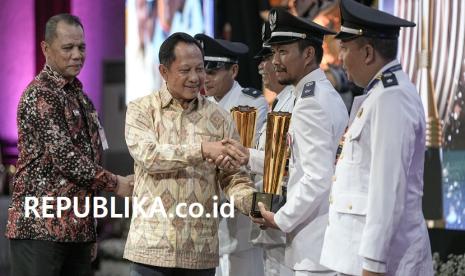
339, 153, 344, 160
357, 108, 363, 118
348, 204, 352, 210
329, 195, 333, 204
332, 175, 337, 182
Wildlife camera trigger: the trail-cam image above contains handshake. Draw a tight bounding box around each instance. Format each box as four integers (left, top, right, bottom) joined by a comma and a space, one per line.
201, 138, 250, 170
115, 174, 134, 197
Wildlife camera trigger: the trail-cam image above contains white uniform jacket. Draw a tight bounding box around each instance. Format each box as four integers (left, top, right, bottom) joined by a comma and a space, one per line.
210, 80, 268, 143
210, 80, 269, 255
274, 68, 349, 271
320, 60, 434, 276
249, 85, 295, 246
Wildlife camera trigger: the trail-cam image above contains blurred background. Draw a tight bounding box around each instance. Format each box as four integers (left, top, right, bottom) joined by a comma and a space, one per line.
1, 0, 464, 275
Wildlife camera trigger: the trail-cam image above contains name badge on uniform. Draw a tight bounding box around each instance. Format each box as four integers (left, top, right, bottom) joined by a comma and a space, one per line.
92, 112, 109, 150
256, 125, 266, 150
286, 132, 293, 147
286, 132, 295, 164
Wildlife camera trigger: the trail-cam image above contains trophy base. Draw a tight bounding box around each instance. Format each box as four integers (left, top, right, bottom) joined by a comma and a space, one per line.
250, 192, 285, 218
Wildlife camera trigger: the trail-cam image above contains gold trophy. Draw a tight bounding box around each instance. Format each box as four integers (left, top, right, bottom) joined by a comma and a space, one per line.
251, 112, 291, 217
230, 106, 257, 147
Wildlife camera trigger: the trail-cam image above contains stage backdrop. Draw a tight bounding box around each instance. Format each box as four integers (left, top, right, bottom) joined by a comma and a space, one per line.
125, 0, 214, 104
0, 0, 124, 147
385, 0, 465, 230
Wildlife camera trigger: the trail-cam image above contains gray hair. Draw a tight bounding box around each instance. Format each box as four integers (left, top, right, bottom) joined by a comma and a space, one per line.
45, 13, 84, 43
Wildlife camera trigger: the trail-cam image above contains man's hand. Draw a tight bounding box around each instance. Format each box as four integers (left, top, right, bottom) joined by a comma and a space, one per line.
126, 174, 135, 183
115, 175, 134, 197
91, 242, 98, 262
212, 154, 241, 171
202, 141, 241, 170
222, 138, 249, 166
201, 141, 228, 161
362, 269, 384, 276
211, 138, 250, 170
250, 202, 280, 230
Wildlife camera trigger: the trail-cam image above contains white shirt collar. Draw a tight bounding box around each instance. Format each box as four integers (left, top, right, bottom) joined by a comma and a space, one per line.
276, 85, 294, 101
218, 80, 240, 107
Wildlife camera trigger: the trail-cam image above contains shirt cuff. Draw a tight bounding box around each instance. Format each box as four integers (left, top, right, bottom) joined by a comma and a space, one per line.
362, 257, 387, 273
248, 148, 264, 174
187, 143, 203, 164
92, 169, 118, 192
273, 210, 286, 232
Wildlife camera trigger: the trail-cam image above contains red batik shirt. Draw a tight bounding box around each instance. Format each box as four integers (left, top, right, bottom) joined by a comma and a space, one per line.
6, 65, 117, 242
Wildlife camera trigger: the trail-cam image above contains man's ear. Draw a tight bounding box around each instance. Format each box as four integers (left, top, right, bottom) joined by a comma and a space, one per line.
364, 44, 375, 65
230, 63, 239, 79
159, 64, 169, 81
41, 41, 48, 60
303, 46, 315, 68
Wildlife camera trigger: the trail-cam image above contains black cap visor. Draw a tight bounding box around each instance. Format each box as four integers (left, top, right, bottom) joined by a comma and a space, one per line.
253, 47, 273, 60
205, 60, 236, 70
334, 31, 360, 41
266, 35, 302, 46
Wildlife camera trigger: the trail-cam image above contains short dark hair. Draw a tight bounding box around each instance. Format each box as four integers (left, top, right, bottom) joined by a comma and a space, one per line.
297, 39, 323, 64
45, 14, 83, 43
355, 37, 398, 60
159, 32, 204, 68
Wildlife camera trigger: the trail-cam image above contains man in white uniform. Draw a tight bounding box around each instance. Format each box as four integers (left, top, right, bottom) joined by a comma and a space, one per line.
251, 9, 348, 276
194, 34, 268, 137
194, 34, 268, 276
217, 22, 295, 276
320, 1, 434, 275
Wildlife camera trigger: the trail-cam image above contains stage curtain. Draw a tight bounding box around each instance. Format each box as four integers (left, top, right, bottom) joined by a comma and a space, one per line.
35, 0, 71, 74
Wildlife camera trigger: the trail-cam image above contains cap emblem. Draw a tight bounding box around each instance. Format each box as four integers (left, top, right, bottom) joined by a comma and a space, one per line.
197, 40, 204, 49
261, 23, 266, 41
269, 11, 277, 31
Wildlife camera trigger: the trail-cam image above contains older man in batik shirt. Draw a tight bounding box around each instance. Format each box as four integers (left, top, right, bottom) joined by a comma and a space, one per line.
7, 14, 132, 276
123, 33, 255, 276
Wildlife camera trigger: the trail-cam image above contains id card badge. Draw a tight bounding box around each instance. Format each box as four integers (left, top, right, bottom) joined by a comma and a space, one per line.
92, 112, 109, 150
286, 132, 295, 164
98, 126, 109, 151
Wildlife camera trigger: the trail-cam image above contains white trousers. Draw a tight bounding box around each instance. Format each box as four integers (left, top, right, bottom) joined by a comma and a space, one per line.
216, 247, 264, 276
294, 270, 337, 276
262, 244, 292, 276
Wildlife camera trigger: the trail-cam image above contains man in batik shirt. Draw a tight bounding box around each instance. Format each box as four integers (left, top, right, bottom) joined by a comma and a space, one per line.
6, 14, 133, 276
123, 32, 256, 276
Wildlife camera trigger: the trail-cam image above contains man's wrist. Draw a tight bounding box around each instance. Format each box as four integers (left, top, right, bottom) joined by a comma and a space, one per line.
244, 148, 252, 170
114, 175, 121, 192
362, 257, 386, 273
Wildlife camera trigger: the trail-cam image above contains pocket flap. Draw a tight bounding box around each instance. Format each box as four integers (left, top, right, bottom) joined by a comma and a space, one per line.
347, 122, 364, 141
333, 194, 367, 215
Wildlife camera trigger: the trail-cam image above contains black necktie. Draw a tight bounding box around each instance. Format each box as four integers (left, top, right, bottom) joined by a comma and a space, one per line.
271, 98, 279, 111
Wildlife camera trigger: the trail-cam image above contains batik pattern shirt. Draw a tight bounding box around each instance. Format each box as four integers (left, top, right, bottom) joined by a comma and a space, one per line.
6, 65, 117, 242
123, 85, 255, 269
